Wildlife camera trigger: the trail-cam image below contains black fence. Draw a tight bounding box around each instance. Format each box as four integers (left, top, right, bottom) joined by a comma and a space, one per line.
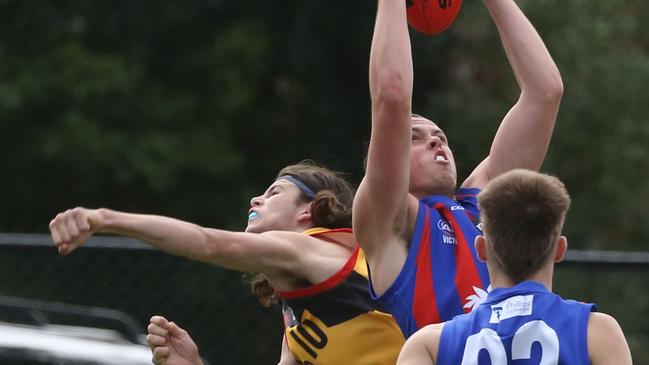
2, 233, 648, 364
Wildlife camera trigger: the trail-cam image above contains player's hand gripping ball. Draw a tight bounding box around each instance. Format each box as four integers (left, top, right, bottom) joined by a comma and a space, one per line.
406, 0, 463, 35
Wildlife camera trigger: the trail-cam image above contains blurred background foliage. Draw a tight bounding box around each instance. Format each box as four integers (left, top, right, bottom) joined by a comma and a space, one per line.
1, 0, 648, 362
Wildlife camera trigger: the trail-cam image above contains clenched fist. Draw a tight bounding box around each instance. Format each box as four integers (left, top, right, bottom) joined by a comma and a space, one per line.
147, 316, 203, 365
49, 207, 105, 255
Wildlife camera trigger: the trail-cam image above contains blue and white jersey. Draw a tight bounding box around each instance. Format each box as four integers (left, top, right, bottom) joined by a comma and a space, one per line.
438, 281, 595, 365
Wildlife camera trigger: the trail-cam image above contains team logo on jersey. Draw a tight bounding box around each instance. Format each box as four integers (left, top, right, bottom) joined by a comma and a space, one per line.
437, 219, 457, 245
464, 286, 489, 312
436, 219, 454, 233
489, 295, 534, 323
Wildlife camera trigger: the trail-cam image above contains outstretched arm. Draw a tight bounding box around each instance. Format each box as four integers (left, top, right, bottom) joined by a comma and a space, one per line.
463, 0, 563, 189
147, 316, 203, 365
49, 207, 304, 276
353, 0, 417, 295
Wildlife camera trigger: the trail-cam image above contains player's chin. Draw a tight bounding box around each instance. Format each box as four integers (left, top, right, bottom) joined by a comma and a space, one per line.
244, 222, 262, 233
435, 164, 456, 178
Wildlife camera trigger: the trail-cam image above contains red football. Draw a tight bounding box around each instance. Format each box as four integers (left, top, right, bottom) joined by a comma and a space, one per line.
406, 0, 463, 35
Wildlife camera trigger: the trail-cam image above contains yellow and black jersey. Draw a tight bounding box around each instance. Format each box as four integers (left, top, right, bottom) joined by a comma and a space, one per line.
278, 228, 404, 365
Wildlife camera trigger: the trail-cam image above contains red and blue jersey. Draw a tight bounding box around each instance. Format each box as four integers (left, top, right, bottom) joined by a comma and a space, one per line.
369, 188, 490, 337
438, 281, 595, 364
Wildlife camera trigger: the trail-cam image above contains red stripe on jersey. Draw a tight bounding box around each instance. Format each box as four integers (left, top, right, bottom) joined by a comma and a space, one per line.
279, 246, 360, 299
436, 203, 482, 313
412, 209, 440, 327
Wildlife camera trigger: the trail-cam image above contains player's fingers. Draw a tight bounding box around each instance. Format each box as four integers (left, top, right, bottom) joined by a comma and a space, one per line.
148, 322, 169, 337
152, 346, 170, 364
54, 211, 72, 243
167, 321, 189, 337
150, 315, 169, 325
58, 243, 72, 256
49, 223, 63, 246
146, 333, 167, 348
64, 210, 81, 239
71, 207, 91, 231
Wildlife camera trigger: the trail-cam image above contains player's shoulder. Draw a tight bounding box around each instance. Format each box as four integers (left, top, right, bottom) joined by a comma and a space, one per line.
257, 231, 329, 256
401, 323, 445, 364
588, 312, 622, 334
587, 312, 626, 350
416, 322, 445, 337
587, 312, 632, 364
407, 323, 444, 353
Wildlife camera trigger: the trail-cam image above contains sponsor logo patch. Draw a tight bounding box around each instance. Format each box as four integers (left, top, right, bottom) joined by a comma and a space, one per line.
489, 295, 534, 323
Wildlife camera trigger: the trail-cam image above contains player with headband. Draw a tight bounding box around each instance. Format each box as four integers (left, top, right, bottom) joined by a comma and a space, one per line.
49, 160, 404, 365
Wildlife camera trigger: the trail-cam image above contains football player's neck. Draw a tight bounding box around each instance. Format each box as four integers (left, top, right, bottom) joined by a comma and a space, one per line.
489, 266, 553, 292
410, 184, 454, 200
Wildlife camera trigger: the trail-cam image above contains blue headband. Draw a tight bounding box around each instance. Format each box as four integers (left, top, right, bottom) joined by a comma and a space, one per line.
277, 175, 316, 199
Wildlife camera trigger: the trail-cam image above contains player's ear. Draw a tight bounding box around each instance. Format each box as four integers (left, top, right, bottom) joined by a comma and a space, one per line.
553, 236, 568, 263
296, 201, 313, 225
475, 235, 487, 262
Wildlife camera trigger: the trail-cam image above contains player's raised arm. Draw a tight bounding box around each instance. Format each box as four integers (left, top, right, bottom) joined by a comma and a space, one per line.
354, 0, 416, 292
463, 0, 563, 189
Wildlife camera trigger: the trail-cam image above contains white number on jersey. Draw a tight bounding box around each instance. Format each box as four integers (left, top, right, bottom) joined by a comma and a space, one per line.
461, 320, 559, 365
